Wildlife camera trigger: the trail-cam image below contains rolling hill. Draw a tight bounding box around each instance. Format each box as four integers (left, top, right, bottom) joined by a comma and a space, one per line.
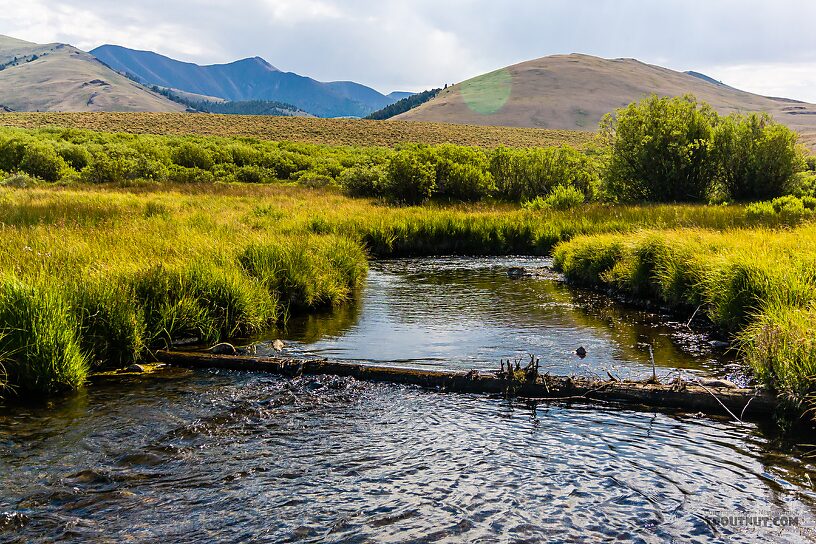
397, 53, 816, 146
0, 35, 184, 113
91, 45, 396, 118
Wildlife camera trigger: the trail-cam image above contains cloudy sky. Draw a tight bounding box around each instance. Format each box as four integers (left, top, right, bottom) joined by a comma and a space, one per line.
2, 0, 815, 100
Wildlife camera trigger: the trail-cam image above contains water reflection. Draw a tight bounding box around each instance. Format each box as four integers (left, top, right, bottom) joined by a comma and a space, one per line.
267, 258, 737, 382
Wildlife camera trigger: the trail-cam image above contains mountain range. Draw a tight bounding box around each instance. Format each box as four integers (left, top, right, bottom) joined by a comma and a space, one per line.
91, 45, 397, 118
2, 33, 816, 148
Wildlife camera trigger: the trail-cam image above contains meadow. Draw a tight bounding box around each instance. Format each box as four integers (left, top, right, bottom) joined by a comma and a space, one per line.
1, 98, 815, 425
0, 181, 807, 400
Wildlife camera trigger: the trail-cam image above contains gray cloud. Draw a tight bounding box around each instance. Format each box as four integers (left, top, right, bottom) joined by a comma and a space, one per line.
2, 0, 815, 99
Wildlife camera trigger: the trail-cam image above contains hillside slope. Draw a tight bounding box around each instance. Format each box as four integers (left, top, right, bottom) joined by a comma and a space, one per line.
397, 54, 816, 145
0, 35, 184, 113
92, 45, 395, 118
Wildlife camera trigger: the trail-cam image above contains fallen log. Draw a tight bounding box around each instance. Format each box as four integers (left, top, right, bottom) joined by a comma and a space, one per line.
155, 351, 777, 422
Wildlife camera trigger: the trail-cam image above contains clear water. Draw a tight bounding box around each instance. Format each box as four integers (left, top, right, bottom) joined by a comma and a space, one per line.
268, 258, 741, 383
2, 257, 816, 543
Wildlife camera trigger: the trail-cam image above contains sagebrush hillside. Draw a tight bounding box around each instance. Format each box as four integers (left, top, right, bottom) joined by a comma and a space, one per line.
398, 53, 816, 148
0, 35, 184, 113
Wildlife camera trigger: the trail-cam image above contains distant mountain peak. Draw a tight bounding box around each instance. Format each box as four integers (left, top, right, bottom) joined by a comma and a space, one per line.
90, 44, 395, 117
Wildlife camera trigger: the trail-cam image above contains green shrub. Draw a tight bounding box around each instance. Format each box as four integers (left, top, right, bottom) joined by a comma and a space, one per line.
745, 201, 777, 219
746, 196, 812, 219
260, 148, 311, 179
236, 165, 276, 183
81, 144, 139, 183
0, 173, 37, 188
792, 171, 816, 198
339, 164, 384, 196
490, 146, 596, 201
57, 143, 92, 170
167, 165, 215, 184
19, 143, 66, 182
433, 144, 495, 200
0, 136, 28, 172
771, 195, 807, 215
298, 172, 335, 188
525, 185, 585, 211
382, 148, 437, 204
229, 144, 262, 166
712, 113, 802, 201
601, 95, 718, 202
171, 142, 214, 170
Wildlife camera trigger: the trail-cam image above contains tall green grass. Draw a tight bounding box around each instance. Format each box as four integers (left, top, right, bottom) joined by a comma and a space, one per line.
552, 227, 816, 414
0, 277, 88, 394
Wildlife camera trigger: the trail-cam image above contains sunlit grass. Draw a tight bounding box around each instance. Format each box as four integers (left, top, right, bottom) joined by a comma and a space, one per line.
553, 227, 816, 414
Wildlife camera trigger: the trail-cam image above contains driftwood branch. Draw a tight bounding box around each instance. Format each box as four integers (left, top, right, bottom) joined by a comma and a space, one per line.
154, 351, 777, 422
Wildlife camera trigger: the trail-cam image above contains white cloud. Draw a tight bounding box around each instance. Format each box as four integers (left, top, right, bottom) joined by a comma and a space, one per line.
1, 0, 815, 98
704, 63, 816, 103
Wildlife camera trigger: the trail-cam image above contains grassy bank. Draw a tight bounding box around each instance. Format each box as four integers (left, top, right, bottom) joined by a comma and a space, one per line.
0, 186, 370, 395
0, 182, 808, 397
552, 228, 816, 416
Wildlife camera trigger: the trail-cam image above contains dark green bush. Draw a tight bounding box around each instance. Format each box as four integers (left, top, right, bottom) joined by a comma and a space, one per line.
171, 142, 214, 170
339, 164, 384, 196
712, 113, 802, 201
382, 148, 437, 204
81, 145, 139, 183
524, 185, 585, 211
259, 149, 308, 179
19, 143, 66, 182
601, 95, 718, 202
229, 144, 262, 166
434, 144, 495, 200
0, 136, 29, 172
490, 146, 596, 201
57, 143, 91, 170
298, 172, 335, 188
167, 165, 215, 184
236, 165, 276, 183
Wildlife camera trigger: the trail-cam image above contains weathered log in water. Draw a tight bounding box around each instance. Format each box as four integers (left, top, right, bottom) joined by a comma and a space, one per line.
155, 351, 777, 421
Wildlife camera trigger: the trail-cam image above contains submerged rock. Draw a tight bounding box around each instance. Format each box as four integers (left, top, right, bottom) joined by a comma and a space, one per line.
209, 343, 237, 356
507, 267, 527, 278
126, 364, 146, 373
709, 340, 731, 350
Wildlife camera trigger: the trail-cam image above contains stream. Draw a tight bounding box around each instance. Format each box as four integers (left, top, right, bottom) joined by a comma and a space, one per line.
2, 257, 815, 543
